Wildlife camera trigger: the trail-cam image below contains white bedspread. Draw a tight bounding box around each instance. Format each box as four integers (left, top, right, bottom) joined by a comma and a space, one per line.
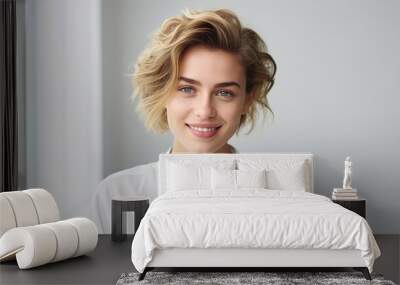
131, 190, 380, 273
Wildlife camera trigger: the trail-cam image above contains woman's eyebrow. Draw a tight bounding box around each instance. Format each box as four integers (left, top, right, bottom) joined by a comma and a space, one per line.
215, 81, 241, 89
179, 76, 241, 89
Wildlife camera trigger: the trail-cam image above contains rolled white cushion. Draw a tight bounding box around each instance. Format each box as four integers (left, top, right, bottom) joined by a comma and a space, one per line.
23, 188, 60, 223
0, 226, 57, 269
64, 218, 98, 257
42, 221, 79, 262
0, 218, 98, 269
0, 189, 60, 239
0, 191, 39, 227
0, 196, 17, 237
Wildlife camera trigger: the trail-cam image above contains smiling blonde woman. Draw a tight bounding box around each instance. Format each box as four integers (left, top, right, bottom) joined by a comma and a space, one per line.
91, 8, 276, 233
133, 8, 276, 153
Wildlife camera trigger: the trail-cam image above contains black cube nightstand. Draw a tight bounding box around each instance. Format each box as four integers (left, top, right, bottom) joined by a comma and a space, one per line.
332, 198, 366, 218
111, 196, 149, 242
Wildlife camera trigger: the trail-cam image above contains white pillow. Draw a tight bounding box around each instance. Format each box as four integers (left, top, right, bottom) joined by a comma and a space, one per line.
236, 169, 267, 188
167, 160, 235, 192
211, 168, 236, 190
266, 162, 306, 191
211, 168, 267, 190
237, 159, 307, 191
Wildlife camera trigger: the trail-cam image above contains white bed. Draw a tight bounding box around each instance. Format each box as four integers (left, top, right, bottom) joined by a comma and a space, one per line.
131, 153, 381, 280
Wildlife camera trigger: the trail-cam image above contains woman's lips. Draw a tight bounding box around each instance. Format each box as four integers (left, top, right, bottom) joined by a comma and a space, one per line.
186, 124, 222, 138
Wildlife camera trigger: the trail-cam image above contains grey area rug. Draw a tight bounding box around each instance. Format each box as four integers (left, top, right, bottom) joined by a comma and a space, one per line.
116, 271, 396, 285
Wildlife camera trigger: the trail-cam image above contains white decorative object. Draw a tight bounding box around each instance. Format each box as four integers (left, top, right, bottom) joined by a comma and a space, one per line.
0, 218, 97, 269
0, 189, 98, 269
342, 156, 352, 190
332, 157, 359, 200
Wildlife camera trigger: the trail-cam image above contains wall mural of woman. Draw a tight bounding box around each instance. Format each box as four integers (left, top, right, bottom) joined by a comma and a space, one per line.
91, 8, 276, 233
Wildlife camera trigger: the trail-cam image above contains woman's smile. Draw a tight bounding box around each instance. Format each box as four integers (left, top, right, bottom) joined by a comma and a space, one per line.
185, 123, 222, 138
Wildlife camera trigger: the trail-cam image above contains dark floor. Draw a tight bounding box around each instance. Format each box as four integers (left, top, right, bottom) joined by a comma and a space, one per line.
374, 235, 400, 284
0, 234, 398, 284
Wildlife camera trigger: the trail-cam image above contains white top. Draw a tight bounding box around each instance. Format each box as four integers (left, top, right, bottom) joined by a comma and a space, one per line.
90, 145, 238, 234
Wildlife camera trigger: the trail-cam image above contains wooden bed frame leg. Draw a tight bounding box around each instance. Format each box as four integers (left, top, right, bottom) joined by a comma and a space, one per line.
354, 267, 371, 280
138, 268, 148, 281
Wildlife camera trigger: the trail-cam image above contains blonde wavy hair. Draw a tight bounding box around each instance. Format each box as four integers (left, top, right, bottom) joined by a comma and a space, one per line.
131, 8, 276, 135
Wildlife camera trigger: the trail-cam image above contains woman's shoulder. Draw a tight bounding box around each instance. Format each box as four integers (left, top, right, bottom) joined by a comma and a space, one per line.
99, 148, 171, 188
101, 161, 158, 185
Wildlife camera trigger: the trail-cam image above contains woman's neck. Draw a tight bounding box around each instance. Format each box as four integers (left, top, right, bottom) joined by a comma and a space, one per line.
215, 144, 234, 153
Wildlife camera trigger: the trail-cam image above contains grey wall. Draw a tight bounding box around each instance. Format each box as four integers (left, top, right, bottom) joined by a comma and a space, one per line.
101, 0, 400, 233
25, 0, 102, 220
101, 0, 173, 176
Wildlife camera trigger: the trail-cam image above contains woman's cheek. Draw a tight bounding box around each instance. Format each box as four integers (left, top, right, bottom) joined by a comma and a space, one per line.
167, 98, 189, 122
222, 105, 242, 125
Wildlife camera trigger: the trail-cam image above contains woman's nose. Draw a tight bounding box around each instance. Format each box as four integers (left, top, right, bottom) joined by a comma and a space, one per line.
194, 94, 217, 118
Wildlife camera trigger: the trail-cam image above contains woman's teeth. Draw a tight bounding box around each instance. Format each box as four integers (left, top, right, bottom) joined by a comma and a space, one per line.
186, 124, 221, 138
188, 125, 219, 132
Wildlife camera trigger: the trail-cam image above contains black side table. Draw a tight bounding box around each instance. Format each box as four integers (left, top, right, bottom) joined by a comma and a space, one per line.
111, 196, 149, 242
332, 198, 366, 218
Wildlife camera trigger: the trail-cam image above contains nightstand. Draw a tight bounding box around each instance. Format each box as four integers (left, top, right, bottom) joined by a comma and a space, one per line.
332, 198, 366, 218
111, 196, 150, 242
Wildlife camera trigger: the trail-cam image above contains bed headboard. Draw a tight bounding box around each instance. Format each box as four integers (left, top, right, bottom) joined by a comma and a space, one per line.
158, 153, 314, 195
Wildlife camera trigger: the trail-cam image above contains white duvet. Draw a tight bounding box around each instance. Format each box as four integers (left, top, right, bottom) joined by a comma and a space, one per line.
131, 189, 380, 273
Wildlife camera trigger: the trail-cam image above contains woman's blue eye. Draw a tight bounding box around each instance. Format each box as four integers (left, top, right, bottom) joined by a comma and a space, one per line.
178, 87, 233, 98
217, 90, 234, 98
178, 86, 194, 93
